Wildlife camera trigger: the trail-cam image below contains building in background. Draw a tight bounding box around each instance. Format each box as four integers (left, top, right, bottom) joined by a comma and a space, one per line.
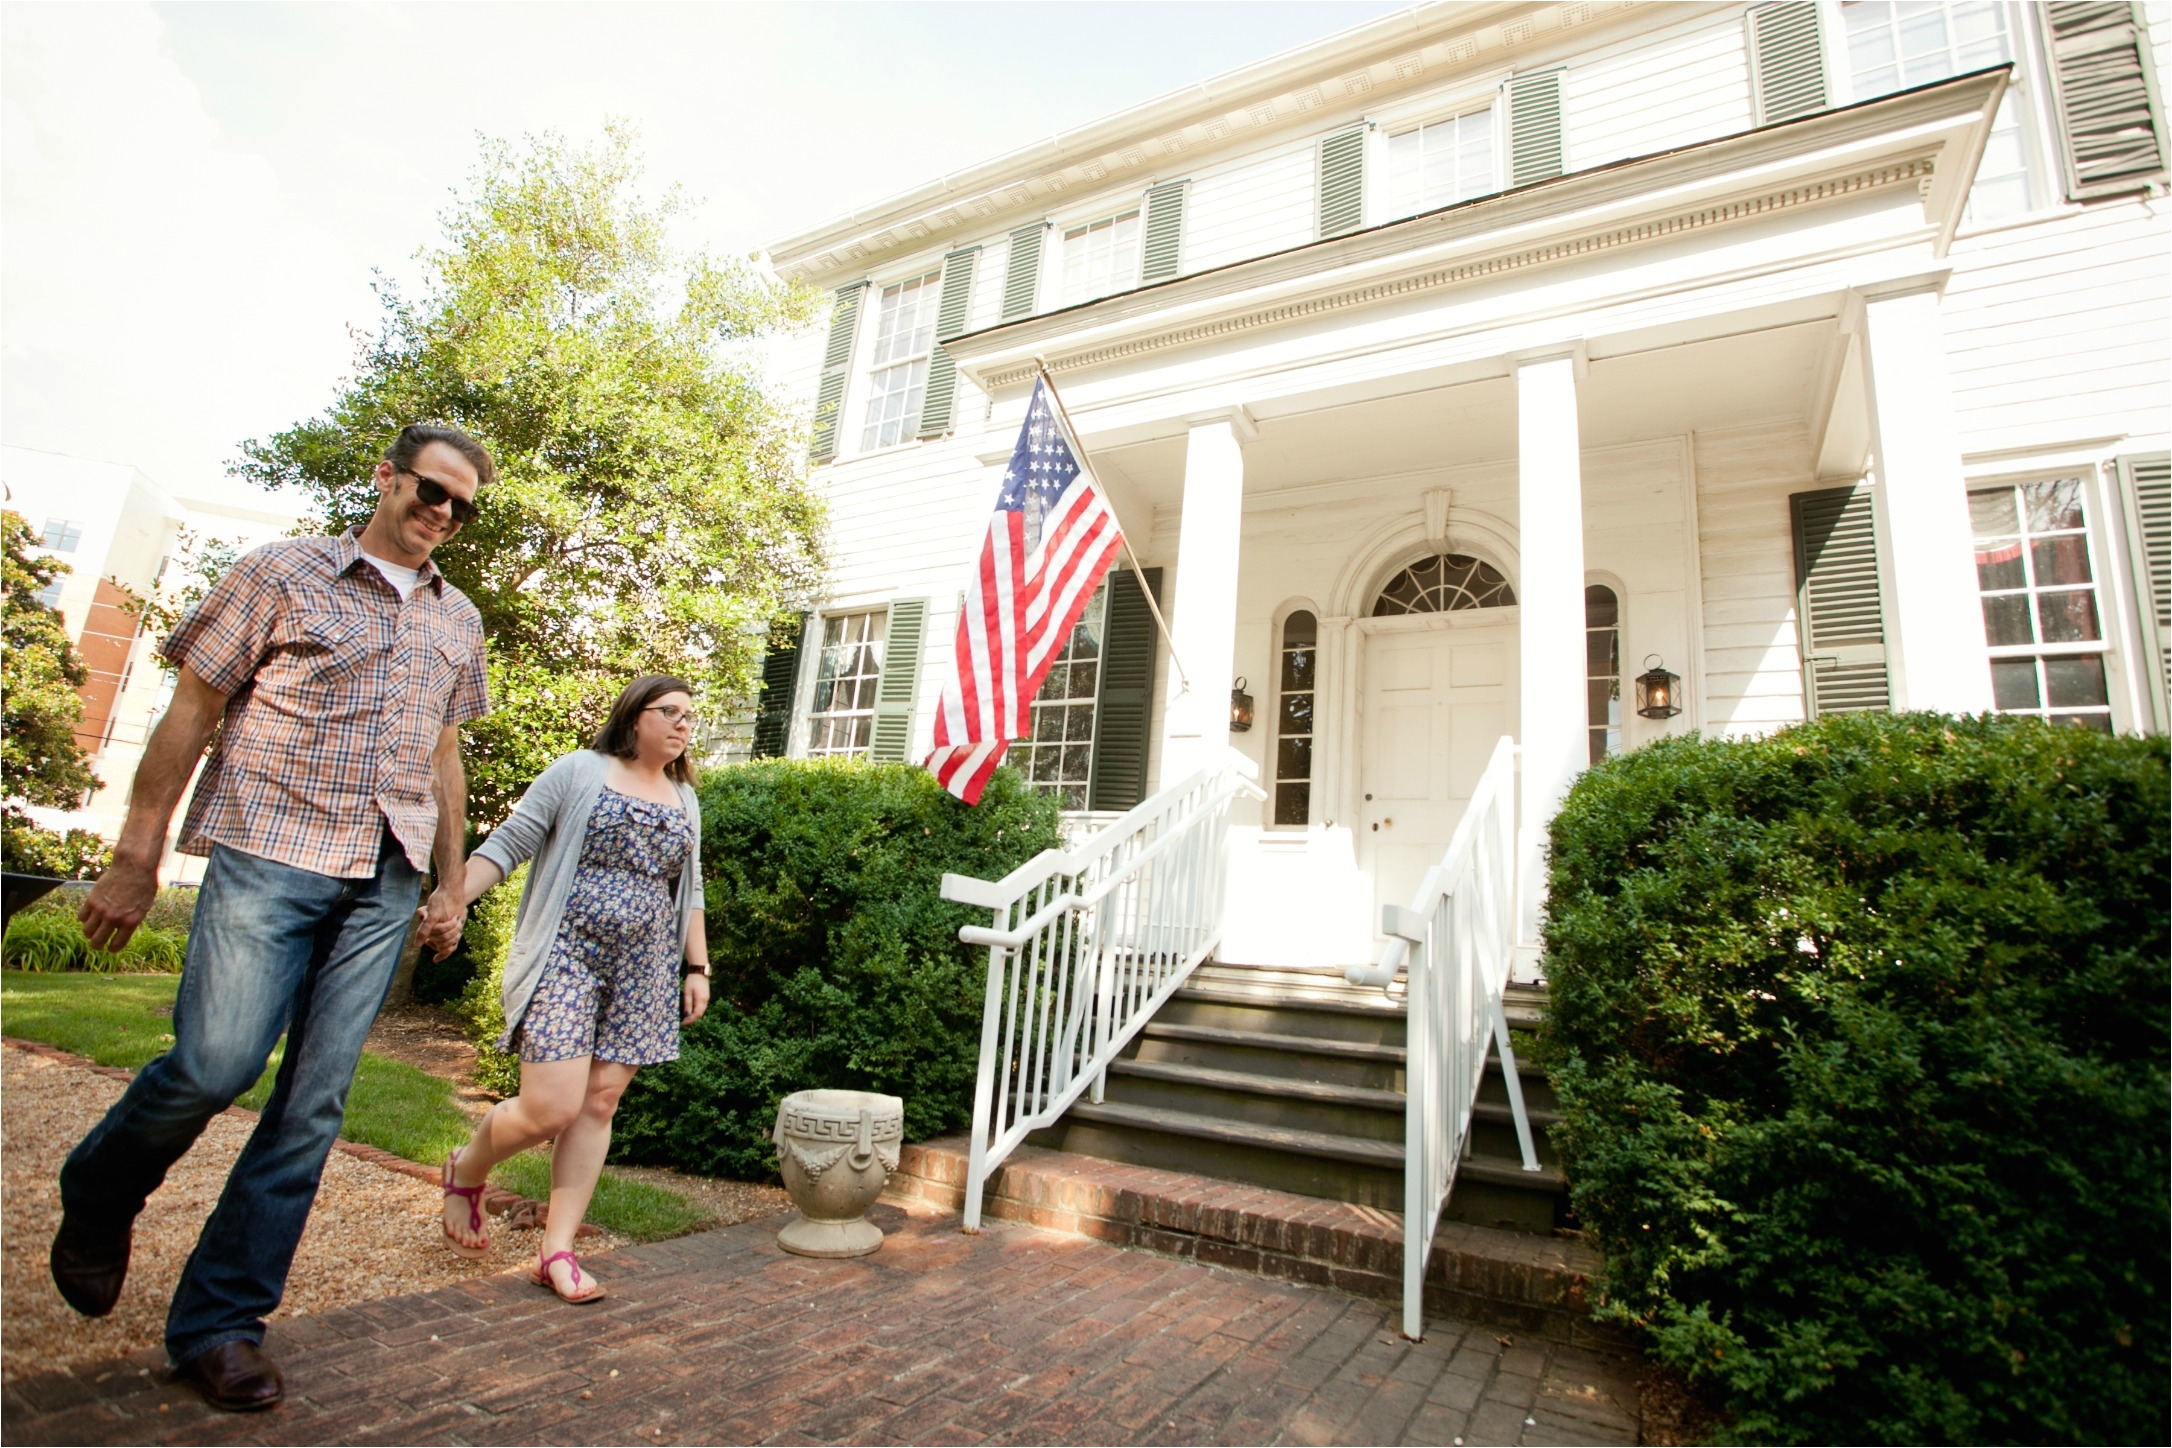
2, 444, 301, 882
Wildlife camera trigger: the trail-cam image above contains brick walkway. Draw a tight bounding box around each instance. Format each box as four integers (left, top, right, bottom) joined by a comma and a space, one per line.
1, 1199, 1639, 1446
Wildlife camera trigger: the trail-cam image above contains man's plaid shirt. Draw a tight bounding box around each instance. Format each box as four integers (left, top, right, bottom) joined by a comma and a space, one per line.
164, 528, 490, 879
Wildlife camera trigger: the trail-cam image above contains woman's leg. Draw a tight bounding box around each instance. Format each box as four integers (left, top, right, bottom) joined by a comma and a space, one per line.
441, 1057, 589, 1252
537, 1060, 637, 1292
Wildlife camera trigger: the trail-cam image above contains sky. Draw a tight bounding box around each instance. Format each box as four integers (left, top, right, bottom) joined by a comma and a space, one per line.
3, 1, 1404, 508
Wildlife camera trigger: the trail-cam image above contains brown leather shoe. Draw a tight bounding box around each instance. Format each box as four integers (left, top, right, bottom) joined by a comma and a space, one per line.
176, 1340, 284, 1412
49, 1212, 131, 1318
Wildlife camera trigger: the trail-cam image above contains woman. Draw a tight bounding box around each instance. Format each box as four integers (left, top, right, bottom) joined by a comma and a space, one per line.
435, 675, 711, 1302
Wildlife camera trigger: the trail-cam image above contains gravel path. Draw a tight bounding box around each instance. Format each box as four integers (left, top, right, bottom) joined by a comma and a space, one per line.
0, 1044, 616, 1383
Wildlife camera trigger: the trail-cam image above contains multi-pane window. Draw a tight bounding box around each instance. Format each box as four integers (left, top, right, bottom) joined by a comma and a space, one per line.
34, 579, 65, 610
1061, 211, 1140, 306
40, 518, 84, 553
859, 271, 940, 452
1388, 107, 1497, 219
1842, 1, 2031, 220
1372, 554, 1517, 615
1585, 585, 1622, 765
1971, 478, 2112, 732
1017, 584, 1107, 808
1273, 611, 1317, 827
805, 609, 887, 757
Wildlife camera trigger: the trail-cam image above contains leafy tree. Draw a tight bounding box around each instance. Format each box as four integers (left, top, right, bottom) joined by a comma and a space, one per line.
235, 123, 827, 829
2, 509, 109, 878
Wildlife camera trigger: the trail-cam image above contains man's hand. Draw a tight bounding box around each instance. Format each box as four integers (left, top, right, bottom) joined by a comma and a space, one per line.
681, 973, 710, 1026
79, 858, 160, 952
417, 883, 468, 961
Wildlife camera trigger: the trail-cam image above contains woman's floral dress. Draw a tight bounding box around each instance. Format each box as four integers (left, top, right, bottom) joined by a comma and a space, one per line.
509, 786, 693, 1065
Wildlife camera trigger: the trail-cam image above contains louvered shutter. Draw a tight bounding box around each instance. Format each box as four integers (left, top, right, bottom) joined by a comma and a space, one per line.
1790, 486, 1891, 716
2043, 2, 2169, 201
1317, 126, 1367, 239
918, 248, 981, 439
1001, 223, 1049, 320
752, 615, 809, 758
1748, 2, 1829, 124
1507, 71, 1566, 187
809, 282, 870, 463
2117, 452, 2172, 726
1141, 180, 1190, 283
1089, 568, 1164, 810
868, 598, 928, 762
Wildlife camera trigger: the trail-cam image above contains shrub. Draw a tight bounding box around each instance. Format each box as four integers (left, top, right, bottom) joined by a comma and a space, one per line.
1540, 712, 2168, 1445
449, 862, 527, 1097
607, 760, 1063, 1179
139, 885, 200, 935
1, 808, 112, 880
2, 908, 186, 974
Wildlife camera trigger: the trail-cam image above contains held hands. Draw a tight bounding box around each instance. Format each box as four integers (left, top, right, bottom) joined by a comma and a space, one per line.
681, 972, 710, 1026
415, 881, 469, 961
78, 857, 159, 952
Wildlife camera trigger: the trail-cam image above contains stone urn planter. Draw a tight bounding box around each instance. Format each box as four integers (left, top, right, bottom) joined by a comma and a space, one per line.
772, 1089, 904, 1258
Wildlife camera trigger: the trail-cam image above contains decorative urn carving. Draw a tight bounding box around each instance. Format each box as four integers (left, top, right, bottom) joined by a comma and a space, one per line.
771, 1089, 904, 1258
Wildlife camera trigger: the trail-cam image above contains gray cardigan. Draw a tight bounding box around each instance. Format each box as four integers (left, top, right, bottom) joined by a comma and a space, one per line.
474, 749, 704, 1045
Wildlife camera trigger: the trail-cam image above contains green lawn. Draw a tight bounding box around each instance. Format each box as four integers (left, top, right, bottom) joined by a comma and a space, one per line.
1, 971, 708, 1242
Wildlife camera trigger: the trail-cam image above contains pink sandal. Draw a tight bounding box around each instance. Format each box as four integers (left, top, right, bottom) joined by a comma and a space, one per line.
440, 1149, 490, 1260
533, 1249, 607, 1304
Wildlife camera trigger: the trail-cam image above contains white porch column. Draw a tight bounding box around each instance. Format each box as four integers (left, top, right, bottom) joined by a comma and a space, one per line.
1858, 280, 1994, 712
1515, 352, 1587, 965
1159, 413, 1248, 782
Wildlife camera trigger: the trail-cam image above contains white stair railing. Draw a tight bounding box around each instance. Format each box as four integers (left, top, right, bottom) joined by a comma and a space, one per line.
942, 748, 1266, 1230
1346, 735, 1540, 1340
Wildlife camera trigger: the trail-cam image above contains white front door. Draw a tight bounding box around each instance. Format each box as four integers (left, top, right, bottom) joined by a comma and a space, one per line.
1360, 611, 1520, 937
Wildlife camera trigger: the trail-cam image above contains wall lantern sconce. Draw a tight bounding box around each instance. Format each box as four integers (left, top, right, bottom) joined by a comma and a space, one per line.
1635, 655, 1683, 720
1230, 678, 1255, 733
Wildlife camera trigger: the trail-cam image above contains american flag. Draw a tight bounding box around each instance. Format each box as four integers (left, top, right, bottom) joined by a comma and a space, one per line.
927, 378, 1123, 804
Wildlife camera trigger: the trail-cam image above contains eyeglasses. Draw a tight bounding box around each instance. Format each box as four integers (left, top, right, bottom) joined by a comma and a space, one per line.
644, 705, 701, 728
399, 469, 479, 526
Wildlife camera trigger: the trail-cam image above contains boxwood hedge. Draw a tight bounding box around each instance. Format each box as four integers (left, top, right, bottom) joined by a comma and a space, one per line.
606, 759, 1063, 1180
1540, 712, 2167, 1444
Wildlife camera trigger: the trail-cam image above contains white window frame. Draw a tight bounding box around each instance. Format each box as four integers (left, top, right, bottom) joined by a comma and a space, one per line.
1058, 208, 1142, 307
1382, 99, 1504, 222
39, 517, 84, 553
1825, 0, 2056, 227
1585, 580, 1624, 765
854, 269, 942, 456
799, 606, 890, 759
1968, 471, 2124, 732
1013, 581, 1111, 809
1266, 601, 1321, 831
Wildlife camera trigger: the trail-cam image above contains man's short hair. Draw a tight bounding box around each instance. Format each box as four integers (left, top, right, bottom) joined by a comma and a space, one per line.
385, 423, 496, 489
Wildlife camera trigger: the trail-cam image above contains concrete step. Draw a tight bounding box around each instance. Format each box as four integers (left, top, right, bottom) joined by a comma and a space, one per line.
1135, 1020, 1407, 1091
887, 1134, 1622, 1348
1104, 1058, 1407, 1142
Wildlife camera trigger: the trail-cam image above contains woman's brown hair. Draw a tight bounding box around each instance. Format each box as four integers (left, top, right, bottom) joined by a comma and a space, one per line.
590, 674, 698, 784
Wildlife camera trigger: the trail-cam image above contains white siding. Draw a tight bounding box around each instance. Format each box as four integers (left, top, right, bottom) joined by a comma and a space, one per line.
1693, 422, 1813, 737
1943, 203, 2172, 456
1564, 10, 1757, 172
1183, 141, 1319, 275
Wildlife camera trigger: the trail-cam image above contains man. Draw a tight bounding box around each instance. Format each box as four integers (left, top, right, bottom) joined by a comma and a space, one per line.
54, 424, 493, 1412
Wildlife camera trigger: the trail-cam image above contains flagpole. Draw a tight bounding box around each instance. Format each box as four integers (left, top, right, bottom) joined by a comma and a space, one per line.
1034, 362, 1192, 694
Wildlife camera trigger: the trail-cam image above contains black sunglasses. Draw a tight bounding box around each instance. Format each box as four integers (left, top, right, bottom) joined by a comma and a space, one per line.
399, 469, 479, 526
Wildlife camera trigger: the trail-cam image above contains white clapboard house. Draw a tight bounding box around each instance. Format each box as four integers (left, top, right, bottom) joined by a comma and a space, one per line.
749, 1, 2171, 1268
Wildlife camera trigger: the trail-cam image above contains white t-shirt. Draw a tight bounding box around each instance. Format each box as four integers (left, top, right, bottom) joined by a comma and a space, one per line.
360, 549, 423, 602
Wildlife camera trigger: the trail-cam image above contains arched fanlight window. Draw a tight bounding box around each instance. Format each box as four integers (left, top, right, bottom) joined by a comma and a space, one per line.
1585, 585, 1621, 764
1371, 553, 1516, 616
1273, 611, 1316, 826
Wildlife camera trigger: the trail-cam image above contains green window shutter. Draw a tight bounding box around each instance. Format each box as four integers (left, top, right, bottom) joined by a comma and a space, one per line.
2117, 452, 2172, 726
809, 282, 870, 463
2043, 2, 2169, 202
868, 598, 929, 762
918, 248, 981, 440
1089, 568, 1163, 810
1748, 2, 1828, 124
1141, 180, 1190, 282
752, 615, 809, 758
1790, 485, 1891, 717
1317, 126, 1367, 239
1001, 223, 1049, 321
1507, 71, 1566, 187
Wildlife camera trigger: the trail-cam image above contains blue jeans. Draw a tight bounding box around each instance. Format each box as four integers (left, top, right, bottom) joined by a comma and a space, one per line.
59, 831, 420, 1366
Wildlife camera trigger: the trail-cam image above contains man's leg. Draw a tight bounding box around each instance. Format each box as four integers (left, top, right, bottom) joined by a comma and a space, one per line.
162, 831, 420, 1368
54, 846, 341, 1315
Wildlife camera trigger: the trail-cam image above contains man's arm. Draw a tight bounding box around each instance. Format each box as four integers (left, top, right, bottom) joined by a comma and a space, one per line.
417, 721, 469, 959
79, 665, 228, 951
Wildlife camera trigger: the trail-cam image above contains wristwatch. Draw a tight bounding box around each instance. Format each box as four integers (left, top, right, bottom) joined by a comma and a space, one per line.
681, 963, 711, 978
